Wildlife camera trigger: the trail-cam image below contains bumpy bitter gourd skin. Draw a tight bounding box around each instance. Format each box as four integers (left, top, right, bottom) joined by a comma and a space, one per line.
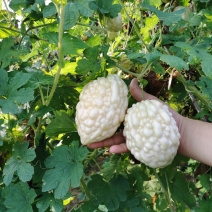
123, 100, 180, 168
76, 74, 128, 145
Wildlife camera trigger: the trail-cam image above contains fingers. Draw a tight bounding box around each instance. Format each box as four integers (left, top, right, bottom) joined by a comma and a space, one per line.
87, 131, 125, 149
109, 143, 129, 154
130, 78, 158, 102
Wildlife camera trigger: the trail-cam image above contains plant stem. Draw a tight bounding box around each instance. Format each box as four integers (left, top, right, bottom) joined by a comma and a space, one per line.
80, 178, 92, 200
34, 117, 42, 145
177, 71, 211, 112
155, 171, 174, 212
39, 85, 45, 105
7, 113, 16, 142
115, 64, 140, 77
84, 149, 98, 168
30, 22, 57, 30
0, 25, 30, 36
92, 158, 101, 171
76, 22, 107, 31
163, 48, 211, 112
45, 4, 65, 106
137, 62, 152, 80
118, 0, 150, 52
3, 0, 12, 25
165, 171, 174, 211
47, 141, 54, 151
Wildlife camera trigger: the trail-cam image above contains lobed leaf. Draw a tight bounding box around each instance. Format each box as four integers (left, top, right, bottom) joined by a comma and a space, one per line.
42, 141, 88, 199
3, 142, 36, 186
4, 182, 37, 212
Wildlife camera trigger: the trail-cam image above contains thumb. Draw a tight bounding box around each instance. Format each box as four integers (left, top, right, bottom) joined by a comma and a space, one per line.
129, 78, 158, 102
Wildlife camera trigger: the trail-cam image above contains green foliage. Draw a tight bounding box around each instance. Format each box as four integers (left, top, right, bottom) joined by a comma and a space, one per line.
4, 182, 36, 212
36, 193, 63, 212
0, 69, 34, 114
0, 0, 211, 211
42, 141, 88, 199
0, 37, 24, 68
45, 111, 76, 136
89, 0, 122, 18
3, 142, 36, 185
88, 174, 130, 211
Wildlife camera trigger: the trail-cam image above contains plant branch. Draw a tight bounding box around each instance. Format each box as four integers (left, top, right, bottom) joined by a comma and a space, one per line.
39, 85, 45, 105
0, 25, 30, 36
80, 178, 92, 200
84, 149, 98, 168
76, 22, 107, 31
115, 63, 139, 77
3, 0, 12, 25
137, 62, 152, 80
177, 71, 211, 112
45, 4, 65, 106
155, 171, 174, 212
7, 113, 16, 142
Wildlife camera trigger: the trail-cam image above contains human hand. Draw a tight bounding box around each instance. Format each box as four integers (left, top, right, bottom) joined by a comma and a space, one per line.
88, 78, 184, 154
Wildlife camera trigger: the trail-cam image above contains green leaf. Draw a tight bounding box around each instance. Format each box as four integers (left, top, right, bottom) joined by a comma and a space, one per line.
28, 105, 53, 126
3, 142, 36, 185
151, 62, 166, 75
140, 14, 159, 42
43, 2, 57, 18
196, 77, 212, 100
86, 35, 102, 47
0, 137, 3, 146
24, 68, 54, 89
43, 32, 88, 55
178, 0, 190, 6
64, 3, 79, 30
42, 141, 88, 199
141, 4, 185, 26
188, 14, 202, 26
174, 42, 212, 77
9, 72, 31, 91
101, 154, 127, 181
45, 111, 76, 136
0, 23, 19, 39
0, 37, 24, 68
32, 133, 51, 184
160, 55, 189, 71
145, 50, 161, 64
0, 119, 4, 130
89, 0, 122, 18
74, 201, 98, 212
143, 0, 162, 7
0, 187, 7, 212
193, 195, 212, 211
4, 182, 36, 212
49, 86, 79, 110
126, 53, 145, 59
9, 0, 28, 11
0, 70, 34, 114
0, 69, 8, 95
36, 193, 63, 212
73, 0, 94, 17
83, 46, 99, 61
75, 59, 101, 75
170, 172, 196, 208
88, 174, 130, 211
196, 174, 211, 194
201, 58, 212, 77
